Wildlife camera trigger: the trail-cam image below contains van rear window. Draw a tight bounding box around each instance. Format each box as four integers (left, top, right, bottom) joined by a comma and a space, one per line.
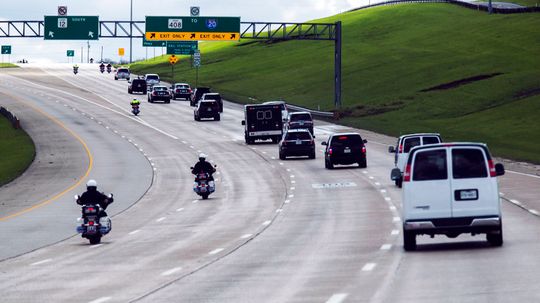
290, 113, 312, 121
423, 136, 440, 145
404, 137, 421, 153
413, 149, 447, 181
452, 148, 487, 179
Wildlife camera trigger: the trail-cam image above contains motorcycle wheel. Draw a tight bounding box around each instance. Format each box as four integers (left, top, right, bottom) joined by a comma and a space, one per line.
202, 193, 209, 200
89, 235, 101, 245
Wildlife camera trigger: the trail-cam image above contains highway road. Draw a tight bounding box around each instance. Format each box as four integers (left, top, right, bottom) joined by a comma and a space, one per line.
1, 64, 539, 302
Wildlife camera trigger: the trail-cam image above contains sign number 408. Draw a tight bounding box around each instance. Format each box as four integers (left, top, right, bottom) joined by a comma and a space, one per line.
168, 19, 182, 29
58, 18, 67, 28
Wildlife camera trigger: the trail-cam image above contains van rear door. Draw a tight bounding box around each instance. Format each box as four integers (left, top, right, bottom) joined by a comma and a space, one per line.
450, 147, 499, 218
404, 148, 451, 221
397, 136, 420, 172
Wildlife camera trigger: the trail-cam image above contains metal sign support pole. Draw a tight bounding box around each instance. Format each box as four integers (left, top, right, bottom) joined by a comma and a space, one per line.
334, 21, 342, 109
196, 66, 199, 88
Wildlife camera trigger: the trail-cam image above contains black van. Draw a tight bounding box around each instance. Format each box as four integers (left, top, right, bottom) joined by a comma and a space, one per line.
241, 104, 283, 144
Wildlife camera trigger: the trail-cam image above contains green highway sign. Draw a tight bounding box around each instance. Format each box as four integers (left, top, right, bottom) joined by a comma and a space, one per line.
145, 16, 240, 41
142, 36, 166, 47
167, 41, 198, 55
44, 16, 99, 40
1, 45, 11, 54
67, 50, 75, 57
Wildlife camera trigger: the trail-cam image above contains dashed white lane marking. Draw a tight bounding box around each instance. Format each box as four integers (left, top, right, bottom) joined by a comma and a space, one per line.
499, 192, 505, 196
290, 187, 295, 190
385, 197, 391, 202
391, 229, 400, 235
161, 267, 183, 276
129, 229, 141, 235
288, 194, 294, 198
530, 209, 539, 215
156, 217, 166, 222
380, 189, 387, 193
181, 140, 187, 144
380, 244, 392, 250
192, 200, 199, 204
284, 199, 290, 204
369, 176, 374, 180
271, 156, 276, 160
88, 297, 112, 303
363, 171, 368, 174
290, 175, 295, 178
176, 208, 184, 212
279, 162, 284, 166
510, 199, 522, 206
362, 263, 377, 271
209, 248, 224, 255
90, 244, 103, 248
375, 182, 381, 186
286, 169, 291, 172
262, 151, 267, 154
189, 146, 195, 149
291, 180, 296, 184
276, 209, 283, 213
30, 259, 52, 266
393, 217, 401, 222
326, 293, 348, 303
262, 220, 271, 226
389, 206, 396, 211
241, 234, 253, 239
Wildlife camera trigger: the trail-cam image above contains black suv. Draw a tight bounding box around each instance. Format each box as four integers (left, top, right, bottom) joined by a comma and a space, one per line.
322, 133, 367, 169
194, 100, 220, 121
201, 93, 223, 112
128, 78, 147, 94
190, 87, 211, 106
279, 129, 316, 160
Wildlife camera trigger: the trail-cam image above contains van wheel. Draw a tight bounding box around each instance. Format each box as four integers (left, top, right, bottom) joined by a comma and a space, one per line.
403, 230, 416, 251
487, 229, 503, 247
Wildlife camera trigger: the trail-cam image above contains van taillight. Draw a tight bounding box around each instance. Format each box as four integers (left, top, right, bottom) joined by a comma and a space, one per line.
399, 144, 403, 153
488, 160, 497, 177
403, 164, 411, 182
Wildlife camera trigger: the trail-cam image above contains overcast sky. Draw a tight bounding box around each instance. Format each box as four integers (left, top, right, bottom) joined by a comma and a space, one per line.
0, 0, 369, 63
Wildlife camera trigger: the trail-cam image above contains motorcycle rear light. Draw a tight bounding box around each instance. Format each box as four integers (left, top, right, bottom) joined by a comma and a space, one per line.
89, 221, 94, 226
403, 164, 412, 182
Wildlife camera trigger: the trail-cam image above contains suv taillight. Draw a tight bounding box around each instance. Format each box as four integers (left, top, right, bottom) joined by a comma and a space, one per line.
328, 148, 333, 155
403, 164, 411, 182
153, 92, 157, 96
362, 146, 366, 153
488, 159, 497, 177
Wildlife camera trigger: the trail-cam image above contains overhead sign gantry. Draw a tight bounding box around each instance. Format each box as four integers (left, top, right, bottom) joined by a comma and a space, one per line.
145, 16, 240, 41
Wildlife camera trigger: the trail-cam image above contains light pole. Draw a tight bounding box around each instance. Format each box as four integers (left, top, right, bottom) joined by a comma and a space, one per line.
129, 0, 133, 63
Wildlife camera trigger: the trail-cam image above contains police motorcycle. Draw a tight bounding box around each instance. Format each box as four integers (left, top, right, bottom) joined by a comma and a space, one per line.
191, 168, 216, 199
73, 65, 79, 75
106, 64, 112, 73
75, 194, 114, 245
132, 104, 140, 116
99, 63, 105, 73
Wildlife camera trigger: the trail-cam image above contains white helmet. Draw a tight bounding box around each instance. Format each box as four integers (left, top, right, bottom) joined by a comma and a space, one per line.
198, 153, 207, 160
86, 179, 97, 188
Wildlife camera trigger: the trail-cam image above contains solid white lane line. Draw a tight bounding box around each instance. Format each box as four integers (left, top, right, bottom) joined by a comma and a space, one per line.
507, 169, 540, 179
30, 259, 52, 266
510, 199, 522, 206
129, 229, 141, 235
326, 293, 348, 303
161, 267, 183, 276
209, 248, 224, 255
90, 244, 103, 248
262, 220, 271, 226
241, 234, 253, 239
530, 209, 539, 215
362, 263, 377, 271
380, 244, 392, 250
156, 217, 166, 222
176, 208, 184, 212
88, 297, 112, 303
391, 229, 400, 235
499, 192, 504, 196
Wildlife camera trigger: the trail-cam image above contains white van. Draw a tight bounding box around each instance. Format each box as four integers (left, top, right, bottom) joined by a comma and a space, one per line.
389, 133, 441, 187
391, 142, 505, 251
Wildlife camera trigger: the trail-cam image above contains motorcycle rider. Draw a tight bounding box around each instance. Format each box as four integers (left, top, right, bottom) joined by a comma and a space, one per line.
73, 64, 79, 74
76, 179, 113, 217
130, 98, 140, 107
191, 153, 216, 185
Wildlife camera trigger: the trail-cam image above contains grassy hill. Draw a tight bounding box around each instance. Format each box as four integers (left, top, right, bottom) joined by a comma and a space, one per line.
130, 4, 540, 163
0, 117, 35, 186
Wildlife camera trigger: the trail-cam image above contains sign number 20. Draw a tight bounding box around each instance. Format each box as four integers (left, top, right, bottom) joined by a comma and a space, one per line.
168, 19, 182, 29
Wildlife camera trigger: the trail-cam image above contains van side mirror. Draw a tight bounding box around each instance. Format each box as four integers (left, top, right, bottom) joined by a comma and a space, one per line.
321, 141, 327, 146
391, 168, 402, 181
388, 146, 395, 153
363, 139, 368, 144
241, 120, 245, 126
495, 163, 505, 176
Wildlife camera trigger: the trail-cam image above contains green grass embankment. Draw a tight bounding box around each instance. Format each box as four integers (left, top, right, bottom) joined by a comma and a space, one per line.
0, 63, 18, 68
130, 4, 540, 163
0, 117, 35, 186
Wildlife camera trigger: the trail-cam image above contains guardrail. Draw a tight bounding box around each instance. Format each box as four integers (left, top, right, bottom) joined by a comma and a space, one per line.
348, 0, 540, 14
286, 103, 336, 119
0, 106, 21, 129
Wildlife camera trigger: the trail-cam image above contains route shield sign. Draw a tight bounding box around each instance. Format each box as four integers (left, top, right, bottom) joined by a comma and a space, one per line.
145, 16, 240, 41
66, 50, 74, 57
44, 16, 99, 40
1, 45, 11, 54
166, 41, 197, 55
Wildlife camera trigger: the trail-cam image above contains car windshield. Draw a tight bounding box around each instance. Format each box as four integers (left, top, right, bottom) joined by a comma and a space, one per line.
423, 136, 441, 145
118, 69, 129, 73
154, 87, 167, 91
176, 84, 189, 89
290, 113, 312, 121
204, 94, 220, 100
146, 75, 159, 80
330, 135, 362, 147
452, 148, 487, 179
285, 132, 312, 140
413, 149, 448, 181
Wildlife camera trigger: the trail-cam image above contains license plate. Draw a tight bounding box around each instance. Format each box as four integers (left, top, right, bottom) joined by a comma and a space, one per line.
344, 148, 351, 153
87, 226, 96, 232
181, 89, 187, 93
296, 140, 301, 145
455, 189, 478, 201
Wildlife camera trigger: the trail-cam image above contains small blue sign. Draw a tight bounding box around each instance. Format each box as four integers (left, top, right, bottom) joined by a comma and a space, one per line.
206, 19, 217, 30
